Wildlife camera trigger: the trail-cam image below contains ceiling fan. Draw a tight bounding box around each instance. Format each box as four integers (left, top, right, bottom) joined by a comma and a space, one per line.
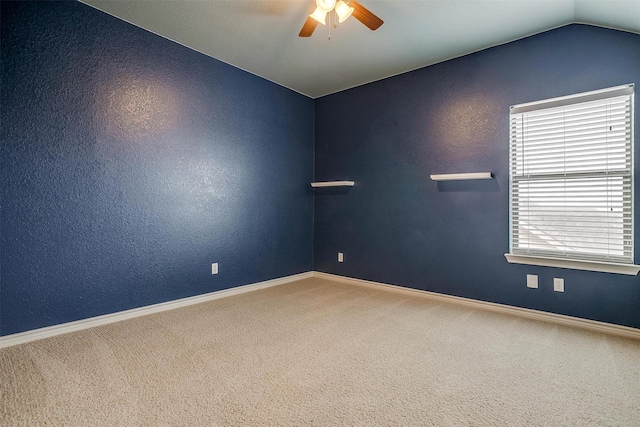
299, 0, 383, 37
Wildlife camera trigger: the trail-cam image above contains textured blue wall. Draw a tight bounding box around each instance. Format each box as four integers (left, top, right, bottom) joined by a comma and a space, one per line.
1, 1, 314, 336
2, 4, 639, 337
314, 25, 640, 328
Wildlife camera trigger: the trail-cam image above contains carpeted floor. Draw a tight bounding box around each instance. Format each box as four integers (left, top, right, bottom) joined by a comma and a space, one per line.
1, 277, 639, 426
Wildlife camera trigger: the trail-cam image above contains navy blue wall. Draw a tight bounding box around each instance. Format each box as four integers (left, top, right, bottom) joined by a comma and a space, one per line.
314, 25, 640, 328
2, 3, 638, 337
1, 1, 314, 336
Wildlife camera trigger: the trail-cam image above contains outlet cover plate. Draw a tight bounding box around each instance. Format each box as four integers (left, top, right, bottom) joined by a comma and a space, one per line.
211, 263, 218, 275
527, 274, 538, 288
338, 252, 344, 263
554, 277, 564, 292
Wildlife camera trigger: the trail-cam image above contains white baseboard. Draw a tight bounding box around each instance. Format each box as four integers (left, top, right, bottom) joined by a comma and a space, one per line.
312, 272, 640, 341
3, 270, 637, 348
0, 272, 313, 349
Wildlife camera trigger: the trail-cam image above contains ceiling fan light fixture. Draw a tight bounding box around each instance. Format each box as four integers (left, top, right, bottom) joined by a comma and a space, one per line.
316, 0, 337, 12
335, 1, 354, 23
299, 0, 383, 37
309, 7, 328, 25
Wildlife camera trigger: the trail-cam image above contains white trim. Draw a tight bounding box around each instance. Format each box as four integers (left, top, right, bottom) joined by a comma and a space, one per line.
0, 272, 313, 349
312, 272, 640, 340
311, 181, 355, 188
430, 172, 492, 181
510, 84, 634, 114
504, 253, 640, 275
3, 270, 638, 348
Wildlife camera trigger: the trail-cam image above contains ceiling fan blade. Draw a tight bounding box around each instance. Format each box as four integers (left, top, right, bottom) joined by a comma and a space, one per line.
299, 16, 318, 37
350, 0, 383, 30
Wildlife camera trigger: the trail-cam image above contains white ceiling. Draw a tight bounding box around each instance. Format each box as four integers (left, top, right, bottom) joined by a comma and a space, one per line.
80, 0, 640, 98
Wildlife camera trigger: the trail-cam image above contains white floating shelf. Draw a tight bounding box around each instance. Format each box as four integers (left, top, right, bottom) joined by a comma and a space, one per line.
311, 181, 355, 188
430, 172, 493, 181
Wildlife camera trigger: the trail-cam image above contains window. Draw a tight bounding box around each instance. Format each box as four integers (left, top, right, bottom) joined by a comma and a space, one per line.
506, 84, 638, 275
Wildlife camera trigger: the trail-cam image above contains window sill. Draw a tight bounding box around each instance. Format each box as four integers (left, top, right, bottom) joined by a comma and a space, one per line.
504, 254, 640, 275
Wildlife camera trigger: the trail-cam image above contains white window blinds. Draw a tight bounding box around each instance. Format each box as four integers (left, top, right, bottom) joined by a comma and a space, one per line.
509, 85, 634, 264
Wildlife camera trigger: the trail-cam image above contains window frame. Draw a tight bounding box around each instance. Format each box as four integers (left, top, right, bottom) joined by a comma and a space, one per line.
505, 84, 639, 275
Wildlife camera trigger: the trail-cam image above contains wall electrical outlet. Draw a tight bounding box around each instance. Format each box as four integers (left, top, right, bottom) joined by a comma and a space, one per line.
554, 277, 564, 292
211, 263, 218, 275
338, 252, 344, 263
527, 274, 538, 289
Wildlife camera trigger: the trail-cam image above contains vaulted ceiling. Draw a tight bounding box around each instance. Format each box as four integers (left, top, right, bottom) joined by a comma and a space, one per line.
81, 1, 640, 98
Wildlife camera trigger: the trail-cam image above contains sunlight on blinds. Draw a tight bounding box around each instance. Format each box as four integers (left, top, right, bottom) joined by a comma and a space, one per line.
509, 85, 633, 264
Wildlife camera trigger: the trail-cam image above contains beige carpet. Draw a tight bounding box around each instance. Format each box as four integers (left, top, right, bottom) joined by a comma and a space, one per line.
1, 277, 639, 426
